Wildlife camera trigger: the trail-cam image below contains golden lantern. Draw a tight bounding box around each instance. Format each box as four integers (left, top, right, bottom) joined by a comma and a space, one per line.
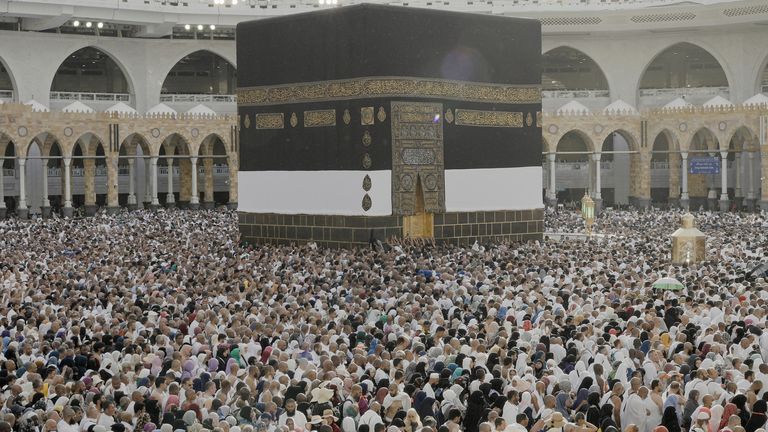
581, 192, 595, 236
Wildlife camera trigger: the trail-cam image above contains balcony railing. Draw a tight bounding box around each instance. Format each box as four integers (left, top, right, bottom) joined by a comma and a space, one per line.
0, 90, 12, 101
543, 89, 610, 99
159, 94, 237, 103
50, 92, 131, 102
639, 87, 729, 98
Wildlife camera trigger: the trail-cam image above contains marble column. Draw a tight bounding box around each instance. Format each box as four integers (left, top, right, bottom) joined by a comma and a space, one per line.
127, 158, 137, 210
83, 158, 96, 216
166, 157, 175, 207
144, 158, 152, 207
150, 157, 159, 208
17, 158, 28, 219
547, 153, 556, 206
0, 159, 5, 218
747, 151, 756, 211
593, 153, 602, 214
106, 154, 119, 214
734, 152, 743, 209
41, 157, 50, 218
63, 157, 73, 218
227, 156, 238, 210
680, 152, 689, 210
203, 157, 214, 209
190, 157, 200, 209
719, 151, 729, 211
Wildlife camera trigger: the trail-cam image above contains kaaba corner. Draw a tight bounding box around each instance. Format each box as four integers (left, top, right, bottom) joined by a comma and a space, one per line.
236, 4, 543, 247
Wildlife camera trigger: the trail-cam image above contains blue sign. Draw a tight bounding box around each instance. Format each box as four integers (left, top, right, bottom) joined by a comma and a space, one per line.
689, 157, 720, 174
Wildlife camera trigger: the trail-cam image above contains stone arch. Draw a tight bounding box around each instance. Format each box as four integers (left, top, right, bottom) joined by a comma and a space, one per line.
119, 133, 151, 157
542, 46, 609, 92
0, 55, 18, 101
161, 50, 237, 96
24, 132, 63, 158
556, 129, 595, 156
753, 50, 768, 95
689, 127, 720, 153
725, 125, 759, 151
50, 46, 134, 96
637, 42, 731, 94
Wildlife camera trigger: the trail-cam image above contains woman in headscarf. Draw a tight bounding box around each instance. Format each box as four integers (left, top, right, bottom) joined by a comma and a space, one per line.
662, 406, 682, 432
683, 390, 701, 431
463, 391, 486, 432
710, 405, 725, 432
745, 400, 767, 432
572, 389, 590, 414
733, 394, 751, 427
442, 389, 465, 417
554, 392, 572, 420
585, 392, 601, 428
415, 393, 436, 422
405, 408, 423, 432
341, 403, 359, 432
720, 404, 739, 431
599, 404, 616, 432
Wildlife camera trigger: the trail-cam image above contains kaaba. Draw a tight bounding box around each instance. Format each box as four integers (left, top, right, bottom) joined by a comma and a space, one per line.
236, 4, 542, 247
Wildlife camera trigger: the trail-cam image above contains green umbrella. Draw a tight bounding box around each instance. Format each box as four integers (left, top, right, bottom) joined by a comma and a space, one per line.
652, 277, 684, 291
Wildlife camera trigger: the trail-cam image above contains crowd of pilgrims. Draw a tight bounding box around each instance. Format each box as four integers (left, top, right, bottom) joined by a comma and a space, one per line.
0, 208, 768, 432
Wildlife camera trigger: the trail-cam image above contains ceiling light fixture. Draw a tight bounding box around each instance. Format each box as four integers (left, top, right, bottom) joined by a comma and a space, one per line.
85, 21, 92, 28
73, 20, 80, 27
184, 24, 191, 30
197, 24, 204, 30
210, 24, 216, 30
97, 22, 104, 28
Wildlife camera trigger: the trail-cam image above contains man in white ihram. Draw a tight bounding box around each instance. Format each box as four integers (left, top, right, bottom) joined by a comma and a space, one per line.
622, 386, 650, 432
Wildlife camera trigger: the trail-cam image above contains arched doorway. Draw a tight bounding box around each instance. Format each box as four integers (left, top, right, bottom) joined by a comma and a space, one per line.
599, 131, 635, 207
542, 47, 609, 110
650, 130, 680, 207
50, 47, 132, 107
199, 134, 230, 207
0, 136, 15, 216
728, 126, 759, 211
555, 131, 592, 207
70, 141, 85, 211
158, 134, 192, 207
639, 42, 729, 107
0, 57, 14, 102
161, 50, 237, 102
118, 133, 151, 209
687, 128, 720, 211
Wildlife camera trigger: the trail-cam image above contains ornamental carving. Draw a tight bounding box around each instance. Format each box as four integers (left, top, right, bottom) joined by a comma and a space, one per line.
243, 115, 251, 129
362, 153, 372, 169
445, 109, 454, 124
290, 113, 298, 128
255, 113, 284, 130
526, 112, 533, 127
377, 107, 387, 123
455, 109, 523, 127
343, 109, 351, 125
362, 194, 372, 211
361, 107, 374, 125
304, 109, 336, 128
401, 148, 436, 165
237, 77, 541, 106
391, 101, 445, 216
362, 175, 372, 191
362, 130, 372, 147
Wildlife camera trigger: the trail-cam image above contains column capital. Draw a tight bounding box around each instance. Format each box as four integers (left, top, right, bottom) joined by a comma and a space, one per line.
190, 156, 198, 164
592, 153, 602, 162
127, 158, 135, 165
680, 151, 688, 158
63, 157, 71, 166
720, 151, 728, 159
18, 158, 26, 166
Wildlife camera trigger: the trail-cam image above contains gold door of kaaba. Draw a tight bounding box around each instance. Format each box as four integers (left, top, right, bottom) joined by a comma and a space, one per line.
391, 101, 445, 239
